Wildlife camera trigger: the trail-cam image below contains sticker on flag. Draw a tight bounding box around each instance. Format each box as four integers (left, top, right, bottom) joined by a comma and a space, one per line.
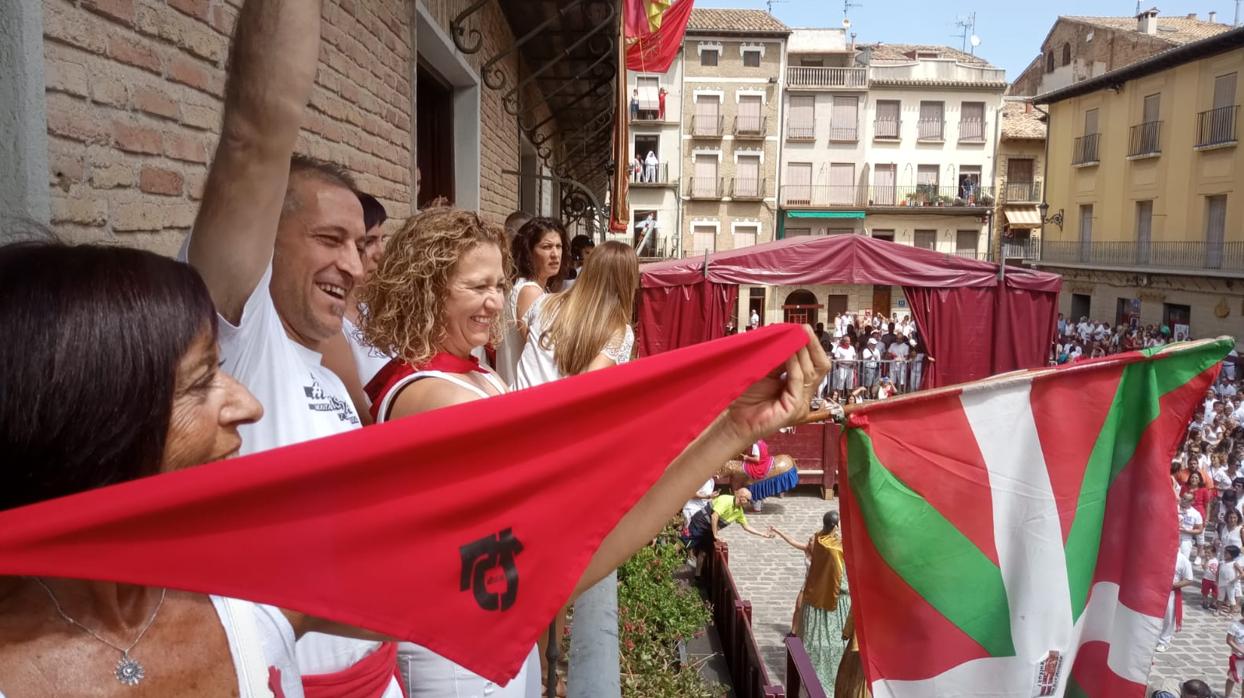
839, 338, 1233, 697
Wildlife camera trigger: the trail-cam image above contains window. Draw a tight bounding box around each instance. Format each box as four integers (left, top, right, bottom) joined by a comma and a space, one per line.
916, 164, 939, 204
691, 225, 717, 255
748, 287, 766, 327
733, 224, 759, 249
1079, 205, 1093, 261
874, 100, 901, 139
918, 101, 944, 141
1199, 73, 1239, 146
873, 164, 897, 205
633, 210, 658, 256
958, 165, 981, 202
1135, 200, 1152, 264
800, 57, 824, 67
737, 94, 763, 134
693, 95, 721, 136
1206, 195, 1227, 268
871, 229, 895, 242
827, 228, 854, 236
1071, 294, 1091, 321
632, 135, 660, 183
743, 49, 761, 67
1045, 51, 1054, 73
830, 96, 859, 141
785, 162, 812, 205
701, 48, 718, 67
1116, 298, 1141, 329
1061, 43, 1071, 66
1163, 303, 1191, 338
787, 95, 815, 139
959, 102, 985, 142
636, 76, 660, 114
786, 227, 812, 237
734, 154, 761, 197
1006, 158, 1034, 201
692, 154, 719, 197
1132, 94, 1161, 156
1075, 109, 1100, 164
829, 163, 855, 205
956, 230, 979, 258
914, 229, 937, 250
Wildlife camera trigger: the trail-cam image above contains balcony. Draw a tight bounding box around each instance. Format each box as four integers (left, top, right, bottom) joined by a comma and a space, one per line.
873, 118, 901, 140
690, 115, 723, 138
958, 119, 986, 144
730, 177, 765, 200
1072, 133, 1100, 165
687, 176, 724, 199
1041, 240, 1244, 274
1002, 180, 1042, 203
733, 115, 767, 139
786, 122, 816, 141
630, 102, 663, 122
785, 65, 868, 90
629, 162, 673, 188
781, 184, 995, 209
916, 119, 944, 142
829, 125, 858, 142
1129, 121, 1162, 157
1196, 105, 1238, 148
1001, 238, 1042, 261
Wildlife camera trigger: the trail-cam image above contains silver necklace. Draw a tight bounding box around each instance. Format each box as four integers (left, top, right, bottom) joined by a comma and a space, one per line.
32, 578, 167, 686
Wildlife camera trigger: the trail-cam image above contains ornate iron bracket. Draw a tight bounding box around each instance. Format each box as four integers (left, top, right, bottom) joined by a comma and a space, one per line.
500, 7, 616, 116
481, 0, 586, 90
449, 0, 491, 55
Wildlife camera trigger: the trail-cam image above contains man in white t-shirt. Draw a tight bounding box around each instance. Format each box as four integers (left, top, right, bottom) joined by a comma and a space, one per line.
889, 332, 911, 390
185, 3, 398, 695
831, 337, 858, 393
1179, 494, 1205, 561
1156, 552, 1196, 651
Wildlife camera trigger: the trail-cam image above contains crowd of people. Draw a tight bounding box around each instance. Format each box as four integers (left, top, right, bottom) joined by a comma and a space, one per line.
812, 312, 930, 402
1159, 364, 1244, 697
0, 1, 833, 696
1053, 314, 1219, 364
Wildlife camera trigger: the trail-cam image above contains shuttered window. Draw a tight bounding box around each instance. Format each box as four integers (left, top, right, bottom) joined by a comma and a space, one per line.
830, 96, 858, 141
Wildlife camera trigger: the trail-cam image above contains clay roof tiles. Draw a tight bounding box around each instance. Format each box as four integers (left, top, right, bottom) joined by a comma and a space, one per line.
686, 8, 790, 35
1064, 15, 1233, 45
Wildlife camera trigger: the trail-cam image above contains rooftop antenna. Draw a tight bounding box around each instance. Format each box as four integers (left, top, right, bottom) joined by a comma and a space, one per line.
953, 12, 979, 53
842, 0, 862, 22
764, 0, 786, 13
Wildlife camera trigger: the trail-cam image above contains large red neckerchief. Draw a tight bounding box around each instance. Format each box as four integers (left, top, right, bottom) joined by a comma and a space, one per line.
0, 325, 807, 684
365, 352, 487, 422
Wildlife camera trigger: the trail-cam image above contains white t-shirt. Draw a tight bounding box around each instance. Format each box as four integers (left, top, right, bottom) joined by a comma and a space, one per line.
832, 344, 857, 362
513, 295, 634, 391
497, 279, 542, 387
342, 315, 391, 390
1230, 620, 1244, 657
1180, 507, 1204, 545
1174, 553, 1194, 587
214, 265, 362, 456
211, 596, 303, 698
682, 479, 717, 525
200, 265, 395, 697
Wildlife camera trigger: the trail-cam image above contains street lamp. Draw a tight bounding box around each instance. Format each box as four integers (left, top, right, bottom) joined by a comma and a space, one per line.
1037, 202, 1064, 230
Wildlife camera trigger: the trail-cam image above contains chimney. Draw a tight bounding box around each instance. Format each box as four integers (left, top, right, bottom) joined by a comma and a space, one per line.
1025, 101, 1033, 114
1209, 10, 1218, 22
1137, 8, 1159, 34
1186, 12, 1197, 19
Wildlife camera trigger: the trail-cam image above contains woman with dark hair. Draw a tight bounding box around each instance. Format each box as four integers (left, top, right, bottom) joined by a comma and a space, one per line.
496, 217, 569, 386
771, 510, 849, 691
566, 234, 595, 283
0, 243, 396, 696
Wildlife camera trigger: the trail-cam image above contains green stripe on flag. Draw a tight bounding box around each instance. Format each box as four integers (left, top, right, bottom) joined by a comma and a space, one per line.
846, 429, 1016, 658
1064, 339, 1234, 621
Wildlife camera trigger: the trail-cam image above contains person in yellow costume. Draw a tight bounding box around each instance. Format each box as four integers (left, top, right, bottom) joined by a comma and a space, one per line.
772, 511, 849, 694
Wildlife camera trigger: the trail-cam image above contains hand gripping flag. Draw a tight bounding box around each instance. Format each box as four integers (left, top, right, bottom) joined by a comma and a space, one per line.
840, 338, 1232, 697
0, 324, 809, 684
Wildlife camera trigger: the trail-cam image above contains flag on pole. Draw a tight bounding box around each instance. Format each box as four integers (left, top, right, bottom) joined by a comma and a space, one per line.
0, 324, 810, 685
840, 338, 1232, 697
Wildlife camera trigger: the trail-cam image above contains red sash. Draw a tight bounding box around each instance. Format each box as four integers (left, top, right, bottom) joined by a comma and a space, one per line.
1173, 588, 1183, 631
365, 352, 487, 422
302, 642, 407, 698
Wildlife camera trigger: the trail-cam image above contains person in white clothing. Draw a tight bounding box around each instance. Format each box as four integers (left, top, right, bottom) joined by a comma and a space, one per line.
1179, 494, 1206, 561
515, 241, 638, 391
1227, 604, 1244, 697
889, 332, 910, 389
496, 218, 568, 387
360, 206, 831, 697
182, 2, 398, 693
1156, 552, 1197, 651
750, 309, 761, 330
643, 150, 659, 183
831, 337, 858, 393
860, 337, 880, 390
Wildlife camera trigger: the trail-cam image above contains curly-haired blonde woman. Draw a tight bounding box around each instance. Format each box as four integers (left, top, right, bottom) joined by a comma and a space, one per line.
360, 206, 830, 697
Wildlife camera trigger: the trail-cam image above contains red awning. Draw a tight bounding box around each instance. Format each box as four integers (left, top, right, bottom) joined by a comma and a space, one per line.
641, 234, 1061, 292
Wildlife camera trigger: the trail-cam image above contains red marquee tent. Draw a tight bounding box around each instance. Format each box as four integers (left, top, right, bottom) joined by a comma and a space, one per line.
638, 235, 1062, 388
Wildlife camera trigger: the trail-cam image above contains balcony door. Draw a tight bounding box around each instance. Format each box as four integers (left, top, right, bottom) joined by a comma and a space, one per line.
1079, 205, 1094, 262
693, 155, 719, 197
786, 162, 812, 205
694, 96, 720, 136
736, 154, 761, 197
1007, 158, 1034, 201
873, 164, 896, 205
1206, 195, 1227, 269
1135, 200, 1152, 265
738, 95, 763, 133
829, 163, 855, 205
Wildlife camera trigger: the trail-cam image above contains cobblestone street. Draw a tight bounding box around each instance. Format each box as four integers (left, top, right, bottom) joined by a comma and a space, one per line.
718, 490, 1232, 694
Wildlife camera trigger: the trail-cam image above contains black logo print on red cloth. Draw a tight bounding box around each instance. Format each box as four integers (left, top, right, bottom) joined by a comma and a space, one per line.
459, 528, 523, 611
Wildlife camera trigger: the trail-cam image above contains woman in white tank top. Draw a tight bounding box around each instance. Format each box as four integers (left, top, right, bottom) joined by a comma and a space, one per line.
514, 241, 638, 391
495, 218, 569, 388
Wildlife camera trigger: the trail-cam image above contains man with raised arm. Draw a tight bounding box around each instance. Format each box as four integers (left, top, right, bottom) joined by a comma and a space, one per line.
183, 0, 399, 695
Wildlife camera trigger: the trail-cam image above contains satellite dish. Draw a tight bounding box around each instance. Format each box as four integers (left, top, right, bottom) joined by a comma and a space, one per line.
970, 34, 981, 47
842, 18, 852, 29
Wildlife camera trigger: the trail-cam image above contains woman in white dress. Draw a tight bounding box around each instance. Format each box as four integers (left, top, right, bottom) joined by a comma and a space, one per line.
360, 208, 831, 697
496, 217, 569, 387
514, 241, 638, 390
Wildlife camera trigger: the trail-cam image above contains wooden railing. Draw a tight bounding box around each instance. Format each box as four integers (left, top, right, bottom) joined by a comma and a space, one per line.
704, 540, 786, 698
784, 635, 829, 698
786, 66, 868, 89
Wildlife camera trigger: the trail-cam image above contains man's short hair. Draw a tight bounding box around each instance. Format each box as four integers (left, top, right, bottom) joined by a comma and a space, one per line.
285, 154, 356, 211
357, 192, 388, 232
504, 210, 533, 240
1179, 679, 1211, 698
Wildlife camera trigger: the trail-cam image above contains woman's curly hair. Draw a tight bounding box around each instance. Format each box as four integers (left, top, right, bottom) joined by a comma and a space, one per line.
511, 217, 570, 292
360, 206, 511, 367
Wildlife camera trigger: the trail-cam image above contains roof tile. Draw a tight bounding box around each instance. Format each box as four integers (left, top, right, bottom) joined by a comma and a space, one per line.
864, 43, 997, 68
1064, 15, 1232, 45
1001, 100, 1047, 139
687, 8, 790, 34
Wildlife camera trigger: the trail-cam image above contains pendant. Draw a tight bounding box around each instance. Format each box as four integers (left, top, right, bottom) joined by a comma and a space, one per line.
115, 653, 145, 686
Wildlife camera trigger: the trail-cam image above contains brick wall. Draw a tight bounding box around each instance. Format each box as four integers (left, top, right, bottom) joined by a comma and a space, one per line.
1011, 19, 1181, 98
43, 0, 414, 256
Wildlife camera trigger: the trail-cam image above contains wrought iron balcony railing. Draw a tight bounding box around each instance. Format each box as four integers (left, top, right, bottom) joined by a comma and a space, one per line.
1072, 133, 1101, 165
780, 183, 994, 208
1197, 105, 1239, 148
1129, 120, 1162, 157
733, 115, 767, 138
687, 176, 724, 199
1041, 239, 1244, 273
690, 114, 723, 138
1002, 181, 1042, 203
730, 177, 765, 200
